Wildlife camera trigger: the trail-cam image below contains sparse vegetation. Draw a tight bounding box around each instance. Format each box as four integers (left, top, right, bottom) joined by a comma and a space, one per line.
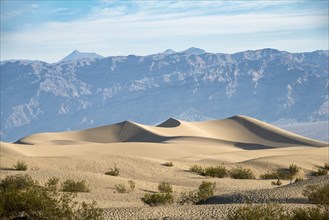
141, 193, 174, 206
164, 161, 174, 167
114, 183, 128, 193
229, 167, 256, 179
271, 179, 282, 186
61, 179, 90, 193
0, 174, 103, 219
260, 172, 280, 179
227, 203, 288, 220
45, 177, 60, 191
261, 164, 301, 181
324, 163, 329, 170
303, 184, 329, 205
128, 180, 135, 191
312, 168, 328, 176
13, 160, 28, 171
105, 166, 120, 176
158, 181, 173, 193
204, 166, 228, 178
179, 181, 216, 205
189, 165, 204, 174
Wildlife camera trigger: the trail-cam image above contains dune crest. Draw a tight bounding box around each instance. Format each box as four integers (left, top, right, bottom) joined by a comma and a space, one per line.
11, 115, 328, 148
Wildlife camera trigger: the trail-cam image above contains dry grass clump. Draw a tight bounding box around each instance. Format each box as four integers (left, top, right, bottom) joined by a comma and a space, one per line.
13, 160, 28, 171
105, 166, 120, 176
158, 181, 173, 193
141, 193, 174, 206
61, 179, 90, 193
204, 166, 228, 178
229, 167, 256, 179
163, 161, 174, 167
312, 168, 328, 176
45, 177, 60, 191
114, 184, 128, 193
179, 181, 216, 205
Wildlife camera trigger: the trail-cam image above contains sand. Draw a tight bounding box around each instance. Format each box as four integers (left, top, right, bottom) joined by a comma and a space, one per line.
1, 115, 328, 219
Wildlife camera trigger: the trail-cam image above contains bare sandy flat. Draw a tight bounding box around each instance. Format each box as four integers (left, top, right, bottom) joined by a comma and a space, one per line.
1, 115, 328, 219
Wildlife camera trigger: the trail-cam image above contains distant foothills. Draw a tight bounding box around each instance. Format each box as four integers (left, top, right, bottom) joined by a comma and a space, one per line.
1, 48, 328, 142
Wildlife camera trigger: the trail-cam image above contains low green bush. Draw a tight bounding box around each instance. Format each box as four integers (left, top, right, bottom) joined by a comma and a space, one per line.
105, 166, 120, 176
204, 166, 228, 178
13, 160, 28, 171
229, 167, 256, 179
45, 177, 60, 191
260, 172, 280, 179
0, 174, 103, 219
61, 179, 90, 193
288, 164, 301, 177
189, 165, 204, 174
141, 193, 174, 206
158, 181, 173, 193
312, 168, 328, 176
303, 184, 329, 205
179, 181, 216, 205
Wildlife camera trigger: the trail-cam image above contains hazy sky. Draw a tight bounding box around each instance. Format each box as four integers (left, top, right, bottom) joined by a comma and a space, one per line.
1, 0, 328, 62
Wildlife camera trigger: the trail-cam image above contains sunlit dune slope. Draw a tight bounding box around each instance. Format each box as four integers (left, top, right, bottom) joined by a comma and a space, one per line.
13, 115, 327, 148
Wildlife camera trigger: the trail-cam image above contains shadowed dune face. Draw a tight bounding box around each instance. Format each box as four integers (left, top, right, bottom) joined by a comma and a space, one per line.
157, 118, 181, 128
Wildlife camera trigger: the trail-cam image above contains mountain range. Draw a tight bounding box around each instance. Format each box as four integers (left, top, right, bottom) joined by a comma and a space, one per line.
1, 48, 328, 142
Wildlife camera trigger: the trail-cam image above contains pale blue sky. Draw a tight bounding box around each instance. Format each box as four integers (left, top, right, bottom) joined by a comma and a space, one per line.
1, 0, 328, 62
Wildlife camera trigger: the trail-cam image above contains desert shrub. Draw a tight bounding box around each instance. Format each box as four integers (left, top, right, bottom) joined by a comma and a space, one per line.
271, 179, 282, 186
227, 204, 288, 220
141, 193, 174, 206
158, 181, 173, 193
324, 163, 329, 170
291, 207, 329, 220
288, 164, 301, 177
179, 191, 200, 205
204, 166, 228, 178
312, 168, 328, 176
105, 166, 120, 176
114, 183, 127, 193
229, 167, 256, 179
45, 177, 60, 191
227, 203, 329, 220
164, 161, 174, 167
61, 179, 90, 193
189, 165, 204, 174
0, 174, 37, 190
0, 174, 103, 219
260, 172, 281, 179
13, 160, 28, 171
179, 181, 216, 205
128, 180, 135, 191
303, 184, 329, 205
197, 181, 216, 203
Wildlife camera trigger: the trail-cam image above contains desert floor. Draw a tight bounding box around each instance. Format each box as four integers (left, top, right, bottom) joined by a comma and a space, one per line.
1, 115, 328, 219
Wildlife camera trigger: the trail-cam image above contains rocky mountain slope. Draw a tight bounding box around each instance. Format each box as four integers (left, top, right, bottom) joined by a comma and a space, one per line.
1, 48, 328, 142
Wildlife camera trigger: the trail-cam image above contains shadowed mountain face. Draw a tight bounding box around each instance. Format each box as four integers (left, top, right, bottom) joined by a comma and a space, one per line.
1, 48, 328, 142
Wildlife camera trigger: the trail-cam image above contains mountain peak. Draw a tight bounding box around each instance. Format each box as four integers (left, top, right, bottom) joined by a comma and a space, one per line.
162, 49, 176, 55
182, 47, 206, 55
59, 50, 103, 63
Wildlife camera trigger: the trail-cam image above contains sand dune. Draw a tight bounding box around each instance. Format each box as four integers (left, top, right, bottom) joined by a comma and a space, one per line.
1, 115, 328, 219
